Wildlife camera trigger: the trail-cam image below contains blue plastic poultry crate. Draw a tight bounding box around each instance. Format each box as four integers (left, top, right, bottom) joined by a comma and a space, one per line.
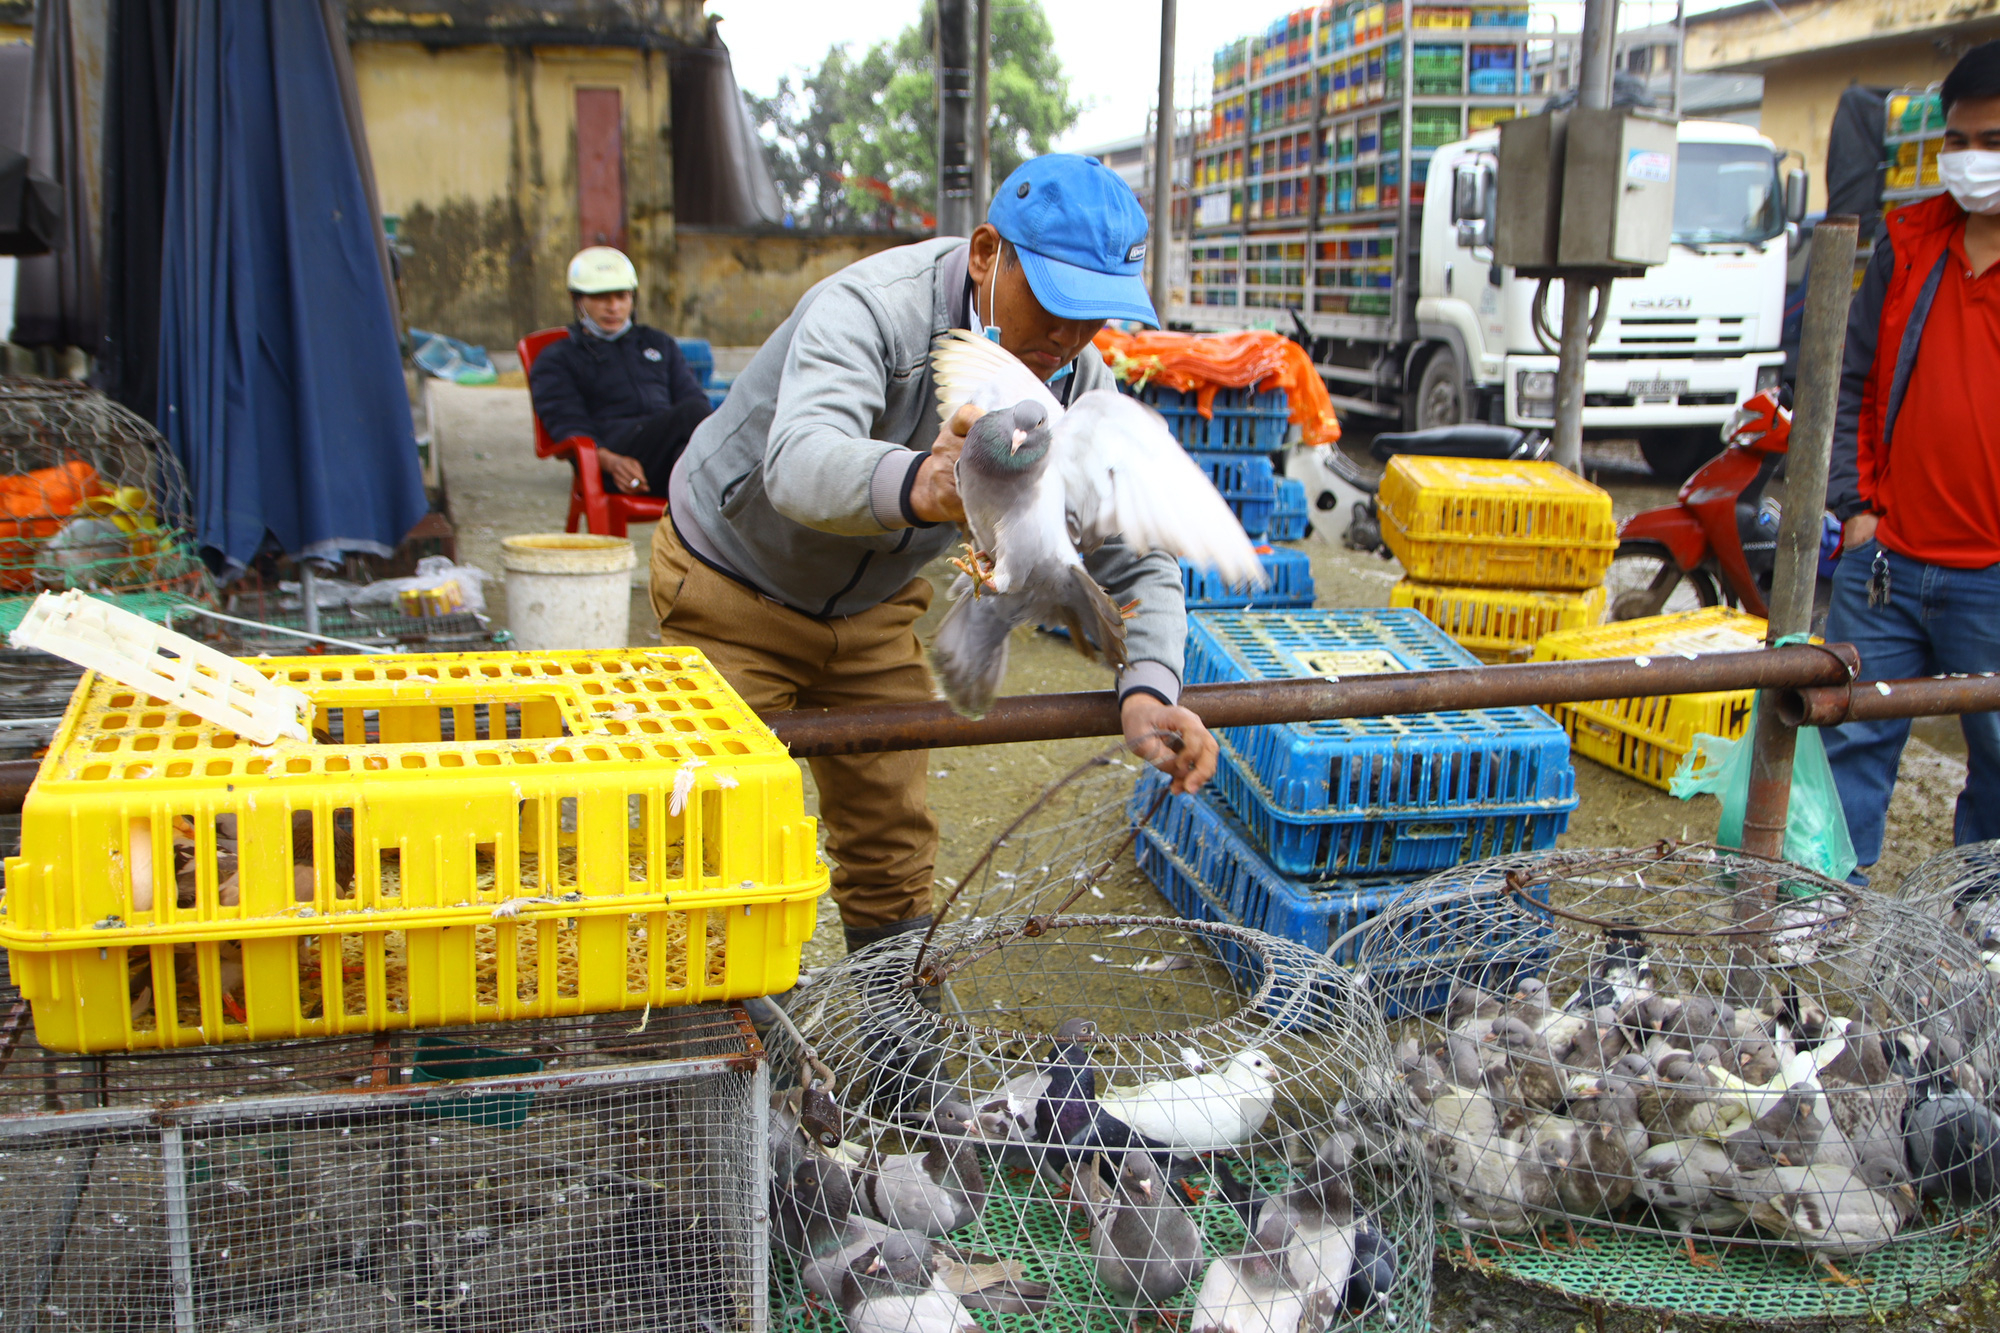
1122, 383, 1292, 451
1184, 608, 1578, 878
678, 337, 715, 387
1128, 768, 1552, 1014
1268, 477, 1310, 542
1182, 547, 1315, 610
1192, 452, 1279, 537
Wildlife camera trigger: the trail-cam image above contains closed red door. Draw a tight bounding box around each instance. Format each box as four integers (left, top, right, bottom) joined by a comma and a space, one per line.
575, 88, 627, 250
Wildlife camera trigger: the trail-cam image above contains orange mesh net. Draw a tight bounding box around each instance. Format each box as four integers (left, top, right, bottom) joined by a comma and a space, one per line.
1093, 328, 1341, 445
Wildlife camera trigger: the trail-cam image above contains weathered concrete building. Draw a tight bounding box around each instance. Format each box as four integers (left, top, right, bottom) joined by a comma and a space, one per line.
1687, 0, 2000, 213
346, 0, 914, 350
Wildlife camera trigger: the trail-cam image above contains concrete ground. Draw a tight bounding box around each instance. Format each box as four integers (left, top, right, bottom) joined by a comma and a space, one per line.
430, 384, 1978, 1331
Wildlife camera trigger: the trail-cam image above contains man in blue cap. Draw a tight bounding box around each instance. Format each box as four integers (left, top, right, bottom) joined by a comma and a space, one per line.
652, 154, 1216, 953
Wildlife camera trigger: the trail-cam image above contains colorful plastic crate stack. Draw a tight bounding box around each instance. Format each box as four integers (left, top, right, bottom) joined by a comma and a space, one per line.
1529, 606, 1769, 789
2, 647, 830, 1053
1132, 607, 1577, 957
1378, 455, 1617, 662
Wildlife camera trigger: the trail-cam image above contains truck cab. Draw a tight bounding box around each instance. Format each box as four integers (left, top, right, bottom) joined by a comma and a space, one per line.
1415, 120, 1794, 480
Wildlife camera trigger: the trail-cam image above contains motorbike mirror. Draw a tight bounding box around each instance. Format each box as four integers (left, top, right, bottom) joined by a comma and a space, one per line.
1783, 169, 1809, 225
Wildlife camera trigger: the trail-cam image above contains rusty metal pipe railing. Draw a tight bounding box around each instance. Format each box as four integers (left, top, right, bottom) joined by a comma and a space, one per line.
0, 643, 1862, 812
771, 643, 1859, 758
1779, 672, 2000, 728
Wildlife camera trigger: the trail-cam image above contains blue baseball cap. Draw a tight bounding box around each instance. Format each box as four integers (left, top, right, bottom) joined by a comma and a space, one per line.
988, 154, 1159, 327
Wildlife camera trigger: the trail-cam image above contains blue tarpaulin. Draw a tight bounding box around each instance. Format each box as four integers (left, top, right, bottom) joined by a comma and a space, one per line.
158, 0, 426, 570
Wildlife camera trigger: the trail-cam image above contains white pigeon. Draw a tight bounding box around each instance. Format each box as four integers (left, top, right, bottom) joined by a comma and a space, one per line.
926, 331, 1267, 716
1095, 1049, 1280, 1155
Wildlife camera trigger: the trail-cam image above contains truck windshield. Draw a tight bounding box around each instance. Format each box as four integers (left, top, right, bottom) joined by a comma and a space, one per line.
1673, 143, 1782, 246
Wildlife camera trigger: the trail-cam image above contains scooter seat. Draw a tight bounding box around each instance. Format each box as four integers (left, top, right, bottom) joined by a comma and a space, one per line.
1370, 425, 1532, 462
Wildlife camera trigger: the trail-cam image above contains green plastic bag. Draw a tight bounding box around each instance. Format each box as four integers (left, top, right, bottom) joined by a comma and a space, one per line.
1668, 699, 1858, 882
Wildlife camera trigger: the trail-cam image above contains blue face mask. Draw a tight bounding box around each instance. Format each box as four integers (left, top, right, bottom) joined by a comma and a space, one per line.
579, 309, 631, 341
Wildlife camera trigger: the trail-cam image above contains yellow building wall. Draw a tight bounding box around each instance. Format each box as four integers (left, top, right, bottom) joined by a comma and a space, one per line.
353, 40, 675, 348
1761, 42, 1974, 214
662, 230, 923, 346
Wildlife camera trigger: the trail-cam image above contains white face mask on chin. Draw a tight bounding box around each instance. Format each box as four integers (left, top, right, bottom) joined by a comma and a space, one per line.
1939, 149, 2000, 216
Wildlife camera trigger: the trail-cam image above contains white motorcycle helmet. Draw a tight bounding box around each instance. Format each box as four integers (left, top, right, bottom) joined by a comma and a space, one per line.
567, 246, 638, 295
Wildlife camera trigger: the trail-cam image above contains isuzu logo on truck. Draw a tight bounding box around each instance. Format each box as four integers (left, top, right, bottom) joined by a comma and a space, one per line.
1632, 297, 1692, 310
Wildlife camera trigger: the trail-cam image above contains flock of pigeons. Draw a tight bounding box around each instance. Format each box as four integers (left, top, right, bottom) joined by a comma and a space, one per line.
1401, 937, 2000, 1283
769, 1017, 1404, 1332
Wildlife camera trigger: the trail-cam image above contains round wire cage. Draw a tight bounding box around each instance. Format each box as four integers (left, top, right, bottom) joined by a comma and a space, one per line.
1899, 839, 2000, 937
0, 380, 211, 611
764, 913, 1433, 1332
1351, 842, 2000, 1324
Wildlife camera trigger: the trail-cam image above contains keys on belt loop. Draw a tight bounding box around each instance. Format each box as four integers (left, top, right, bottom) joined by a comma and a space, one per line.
1867, 547, 1892, 609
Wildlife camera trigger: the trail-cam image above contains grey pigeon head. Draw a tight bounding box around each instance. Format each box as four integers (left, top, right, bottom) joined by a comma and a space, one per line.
1055, 1016, 1098, 1043
965, 401, 1053, 473
876, 1230, 936, 1288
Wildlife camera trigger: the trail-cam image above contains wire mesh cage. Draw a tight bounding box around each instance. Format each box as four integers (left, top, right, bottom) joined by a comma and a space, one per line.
0, 1003, 769, 1332
1351, 842, 2000, 1323
763, 913, 1432, 1332
1899, 838, 2000, 936
0, 381, 212, 628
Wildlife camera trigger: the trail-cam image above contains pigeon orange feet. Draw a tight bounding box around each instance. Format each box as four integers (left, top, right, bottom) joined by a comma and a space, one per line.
949, 543, 998, 596
1119, 598, 1142, 621
1682, 1238, 1721, 1270
1816, 1259, 1870, 1289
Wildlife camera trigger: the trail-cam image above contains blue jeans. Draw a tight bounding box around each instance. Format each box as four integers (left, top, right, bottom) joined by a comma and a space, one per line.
1821, 541, 2000, 870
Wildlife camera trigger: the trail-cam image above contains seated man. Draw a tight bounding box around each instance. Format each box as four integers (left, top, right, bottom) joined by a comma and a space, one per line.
528, 246, 712, 497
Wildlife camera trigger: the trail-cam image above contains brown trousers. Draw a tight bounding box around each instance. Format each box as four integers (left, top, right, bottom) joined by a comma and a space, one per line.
649, 520, 937, 931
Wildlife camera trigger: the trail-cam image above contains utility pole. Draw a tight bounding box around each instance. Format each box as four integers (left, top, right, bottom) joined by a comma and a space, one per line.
1671, 0, 1686, 117
1151, 0, 1177, 322
973, 0, 991, 224
936, 0, 975, 236
1549, 0, 1617, 472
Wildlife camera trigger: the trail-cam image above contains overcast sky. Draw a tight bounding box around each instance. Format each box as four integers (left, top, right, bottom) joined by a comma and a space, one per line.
708, 0, 1742, 155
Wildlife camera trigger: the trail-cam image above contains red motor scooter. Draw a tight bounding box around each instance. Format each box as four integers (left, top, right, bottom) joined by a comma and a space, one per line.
1607, 389, 1836, 623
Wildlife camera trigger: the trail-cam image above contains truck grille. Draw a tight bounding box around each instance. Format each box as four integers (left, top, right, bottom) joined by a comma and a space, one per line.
1609, 315, 1751, 351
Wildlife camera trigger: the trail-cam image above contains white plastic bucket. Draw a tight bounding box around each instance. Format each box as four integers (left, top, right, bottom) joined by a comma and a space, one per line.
501, 534, 636, 650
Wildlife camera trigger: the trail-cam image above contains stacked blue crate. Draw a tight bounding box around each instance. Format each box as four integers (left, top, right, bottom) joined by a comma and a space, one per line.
1182, 548, 1314, 609
1191, 452, 1279, 537
1128, 767, 1551, 1011
1182, 608, 1578, 879
1268, 477, 1310, 541
1121, 382, 1291, 452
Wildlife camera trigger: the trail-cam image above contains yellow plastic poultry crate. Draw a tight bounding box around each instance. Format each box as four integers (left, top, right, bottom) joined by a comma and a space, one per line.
1376, 455, 1618, 589
1, 648, 829, 1053
1389, 578, 1607, 663
1530, 608, 1767, 790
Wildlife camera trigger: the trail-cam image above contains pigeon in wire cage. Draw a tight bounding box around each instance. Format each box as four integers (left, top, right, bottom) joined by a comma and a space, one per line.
925, 331, 1265, 716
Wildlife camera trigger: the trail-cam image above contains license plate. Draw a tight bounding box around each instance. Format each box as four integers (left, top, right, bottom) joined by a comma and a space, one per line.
1626, 378, 1689, 397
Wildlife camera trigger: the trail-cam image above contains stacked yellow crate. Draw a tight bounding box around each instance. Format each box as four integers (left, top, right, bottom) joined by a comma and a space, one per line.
1378, 456, 1617, 662
1, 647, 830, 1052
1530, 607, 1768, 788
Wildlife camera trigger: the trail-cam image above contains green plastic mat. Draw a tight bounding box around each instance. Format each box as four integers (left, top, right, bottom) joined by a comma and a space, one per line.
1442, 1210, 1993, 1323
0, 588, 206, 640
772, 1156, 1419, 1331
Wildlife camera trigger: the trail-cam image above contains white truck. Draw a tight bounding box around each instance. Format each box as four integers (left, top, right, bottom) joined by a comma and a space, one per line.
1181, 119, 1805, 487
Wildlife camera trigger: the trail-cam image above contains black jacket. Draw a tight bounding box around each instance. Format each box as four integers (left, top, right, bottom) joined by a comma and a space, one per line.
529, 321, 709, 450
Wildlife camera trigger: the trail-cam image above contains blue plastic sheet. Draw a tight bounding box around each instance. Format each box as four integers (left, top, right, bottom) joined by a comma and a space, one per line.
157, 0, 426, 569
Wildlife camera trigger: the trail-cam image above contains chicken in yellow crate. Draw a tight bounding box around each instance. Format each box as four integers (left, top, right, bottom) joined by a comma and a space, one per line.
0, 643, 829, 1052
1389, 578, 1607, 663
1530, 607, 1768, 790
1376, 455, 1617, 590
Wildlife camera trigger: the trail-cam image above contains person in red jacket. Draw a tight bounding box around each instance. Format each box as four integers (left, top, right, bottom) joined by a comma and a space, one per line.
1823, 41, 2000, 880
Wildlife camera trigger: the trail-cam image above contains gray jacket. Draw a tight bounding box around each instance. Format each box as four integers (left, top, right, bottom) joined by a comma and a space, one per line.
669, 237, 1186, 703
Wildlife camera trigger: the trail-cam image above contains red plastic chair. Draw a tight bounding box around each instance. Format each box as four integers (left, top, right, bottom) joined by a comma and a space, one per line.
518, 327, 668, 537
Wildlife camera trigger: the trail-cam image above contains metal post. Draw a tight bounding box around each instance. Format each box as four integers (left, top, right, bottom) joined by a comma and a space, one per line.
1740, 215, 1859, 860
936, 0, 975, 237
300, 561, 321, 636
161, 1123, 197, 1333
1549, 0, 1617, 473
1671, 0, 1686, 117
1151, 0, 1177, 322
972, 0, 991, 224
